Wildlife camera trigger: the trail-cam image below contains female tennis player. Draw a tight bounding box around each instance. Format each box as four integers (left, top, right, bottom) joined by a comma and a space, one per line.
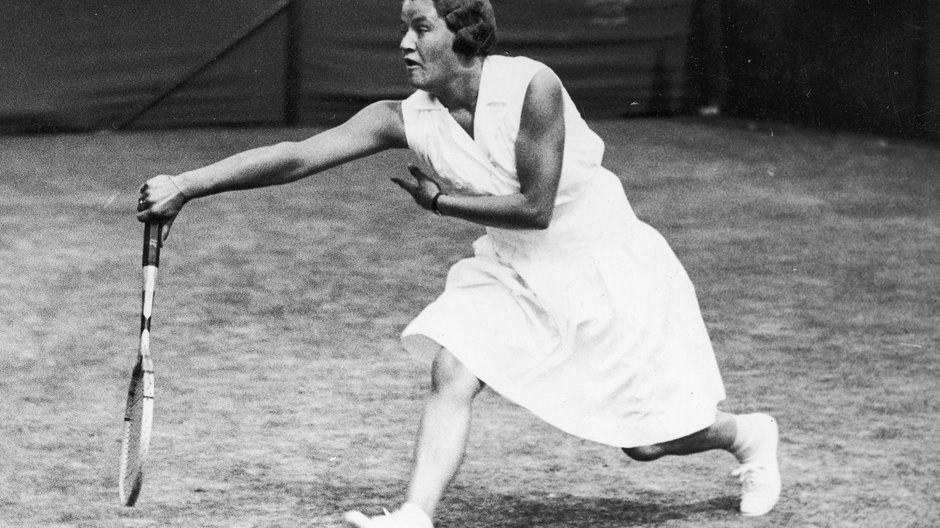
137, 0, 781, 525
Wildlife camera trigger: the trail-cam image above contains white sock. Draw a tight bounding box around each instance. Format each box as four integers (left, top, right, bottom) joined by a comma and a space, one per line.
398, 503, 433, 528
730, 413, 771, 464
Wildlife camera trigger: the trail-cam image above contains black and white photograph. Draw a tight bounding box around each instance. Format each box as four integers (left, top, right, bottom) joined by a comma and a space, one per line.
1, 1, 937, 526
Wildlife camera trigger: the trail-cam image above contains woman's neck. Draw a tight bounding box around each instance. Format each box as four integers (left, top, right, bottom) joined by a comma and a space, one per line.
431, 58, 484, 113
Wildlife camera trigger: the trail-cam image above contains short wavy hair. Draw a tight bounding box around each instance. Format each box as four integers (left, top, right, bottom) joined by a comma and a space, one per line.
432, 0, 498, 57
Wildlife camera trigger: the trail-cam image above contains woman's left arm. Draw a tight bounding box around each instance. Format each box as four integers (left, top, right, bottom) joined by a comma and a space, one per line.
397, 68, 565, 229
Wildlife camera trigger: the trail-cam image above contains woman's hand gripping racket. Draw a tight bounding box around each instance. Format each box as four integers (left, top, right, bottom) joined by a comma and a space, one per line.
119, 221, 163, 506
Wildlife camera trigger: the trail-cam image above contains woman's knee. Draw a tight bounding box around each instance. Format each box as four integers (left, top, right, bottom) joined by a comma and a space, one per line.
430, 348, 483, 401
622, 445, 664, 462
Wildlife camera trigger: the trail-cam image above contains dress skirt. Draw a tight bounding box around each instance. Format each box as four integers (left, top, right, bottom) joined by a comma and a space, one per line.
401, 174, 726, 448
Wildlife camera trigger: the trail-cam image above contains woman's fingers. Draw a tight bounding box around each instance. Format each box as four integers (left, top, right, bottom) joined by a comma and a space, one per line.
408, 164, 429, 180
135, 198, 166, 222
136, 192, 153, 220
161, 218, 174, 242
408, 165, 440, 188
407, 165, 441, 195
396, 165, 443, 211
136, 175, 187, 227
390, 177, 418, 194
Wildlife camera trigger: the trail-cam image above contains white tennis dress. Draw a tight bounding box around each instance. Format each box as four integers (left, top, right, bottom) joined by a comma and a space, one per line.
400, 55, 726, 448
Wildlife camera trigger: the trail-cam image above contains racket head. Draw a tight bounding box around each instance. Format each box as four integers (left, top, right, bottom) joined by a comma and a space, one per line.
119, 353, 154, 506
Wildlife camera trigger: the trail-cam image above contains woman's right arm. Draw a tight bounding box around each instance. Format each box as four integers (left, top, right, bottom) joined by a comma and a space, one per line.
137, 100, 406, 228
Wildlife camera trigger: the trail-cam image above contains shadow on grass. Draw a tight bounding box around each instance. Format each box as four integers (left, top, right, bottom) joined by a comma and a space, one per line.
304, 481, 738, 527
445, 490, 738, 527
476, 496, 736, 527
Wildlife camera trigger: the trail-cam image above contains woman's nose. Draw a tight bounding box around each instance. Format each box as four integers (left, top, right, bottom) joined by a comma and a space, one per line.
400, 29, 416, 51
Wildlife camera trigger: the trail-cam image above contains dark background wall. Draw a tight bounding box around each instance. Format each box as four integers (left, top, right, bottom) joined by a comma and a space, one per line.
0, 0, 936, 140
298, 0, 700, 124
719, 0, 938, 140
0, 1, 291, 131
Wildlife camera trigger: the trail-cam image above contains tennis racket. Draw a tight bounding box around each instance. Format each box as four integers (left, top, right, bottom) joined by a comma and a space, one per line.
119, 221, 162, 506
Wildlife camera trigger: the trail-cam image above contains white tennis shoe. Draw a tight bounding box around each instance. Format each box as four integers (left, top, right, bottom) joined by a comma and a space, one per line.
731, 413, 781, 516
343, 504, 433, 528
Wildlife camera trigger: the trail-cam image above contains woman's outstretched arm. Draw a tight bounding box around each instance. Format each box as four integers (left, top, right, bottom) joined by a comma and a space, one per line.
137, 100, 407, 236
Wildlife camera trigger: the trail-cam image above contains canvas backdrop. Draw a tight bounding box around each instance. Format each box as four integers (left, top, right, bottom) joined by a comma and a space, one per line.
1, 0, 936, 139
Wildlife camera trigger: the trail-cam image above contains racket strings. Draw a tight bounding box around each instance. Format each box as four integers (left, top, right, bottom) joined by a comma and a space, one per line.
120, 360, 152, 505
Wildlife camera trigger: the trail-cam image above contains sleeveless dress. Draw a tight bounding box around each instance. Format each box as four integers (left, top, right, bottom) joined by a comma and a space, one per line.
400, 55, 726, 448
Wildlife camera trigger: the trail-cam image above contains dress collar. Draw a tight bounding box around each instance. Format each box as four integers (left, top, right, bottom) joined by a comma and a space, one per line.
407, 56, 508, 110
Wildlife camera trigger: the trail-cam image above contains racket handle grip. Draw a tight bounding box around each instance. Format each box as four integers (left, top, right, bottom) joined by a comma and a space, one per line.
143, 222, 162, 268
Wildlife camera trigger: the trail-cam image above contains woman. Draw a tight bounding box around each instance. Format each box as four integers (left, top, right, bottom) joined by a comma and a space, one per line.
137, 1, 781, 526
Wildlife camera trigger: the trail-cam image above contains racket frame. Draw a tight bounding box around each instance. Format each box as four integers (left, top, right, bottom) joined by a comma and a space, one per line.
119, 221, 162, 506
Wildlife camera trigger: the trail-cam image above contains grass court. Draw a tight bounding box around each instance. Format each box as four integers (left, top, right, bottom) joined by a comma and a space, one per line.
1, 116, 937, 527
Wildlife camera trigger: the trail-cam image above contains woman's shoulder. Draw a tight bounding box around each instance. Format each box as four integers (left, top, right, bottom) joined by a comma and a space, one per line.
486, 55, 550, 77
340, 99, 408, 149
479, 55, 555, 109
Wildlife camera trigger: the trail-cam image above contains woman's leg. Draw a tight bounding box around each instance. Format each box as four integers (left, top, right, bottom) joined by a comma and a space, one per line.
621, 411, 737, 461
344, 348, 482, 528
621, 411, 780, 516
405, 347, 484, 518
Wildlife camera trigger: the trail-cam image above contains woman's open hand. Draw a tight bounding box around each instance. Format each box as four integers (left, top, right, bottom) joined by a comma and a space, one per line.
391, 165, 442, 211
136, 174, 188, 241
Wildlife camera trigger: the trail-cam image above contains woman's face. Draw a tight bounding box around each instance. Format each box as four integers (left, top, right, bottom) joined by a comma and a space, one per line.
399, 0, 462, 91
